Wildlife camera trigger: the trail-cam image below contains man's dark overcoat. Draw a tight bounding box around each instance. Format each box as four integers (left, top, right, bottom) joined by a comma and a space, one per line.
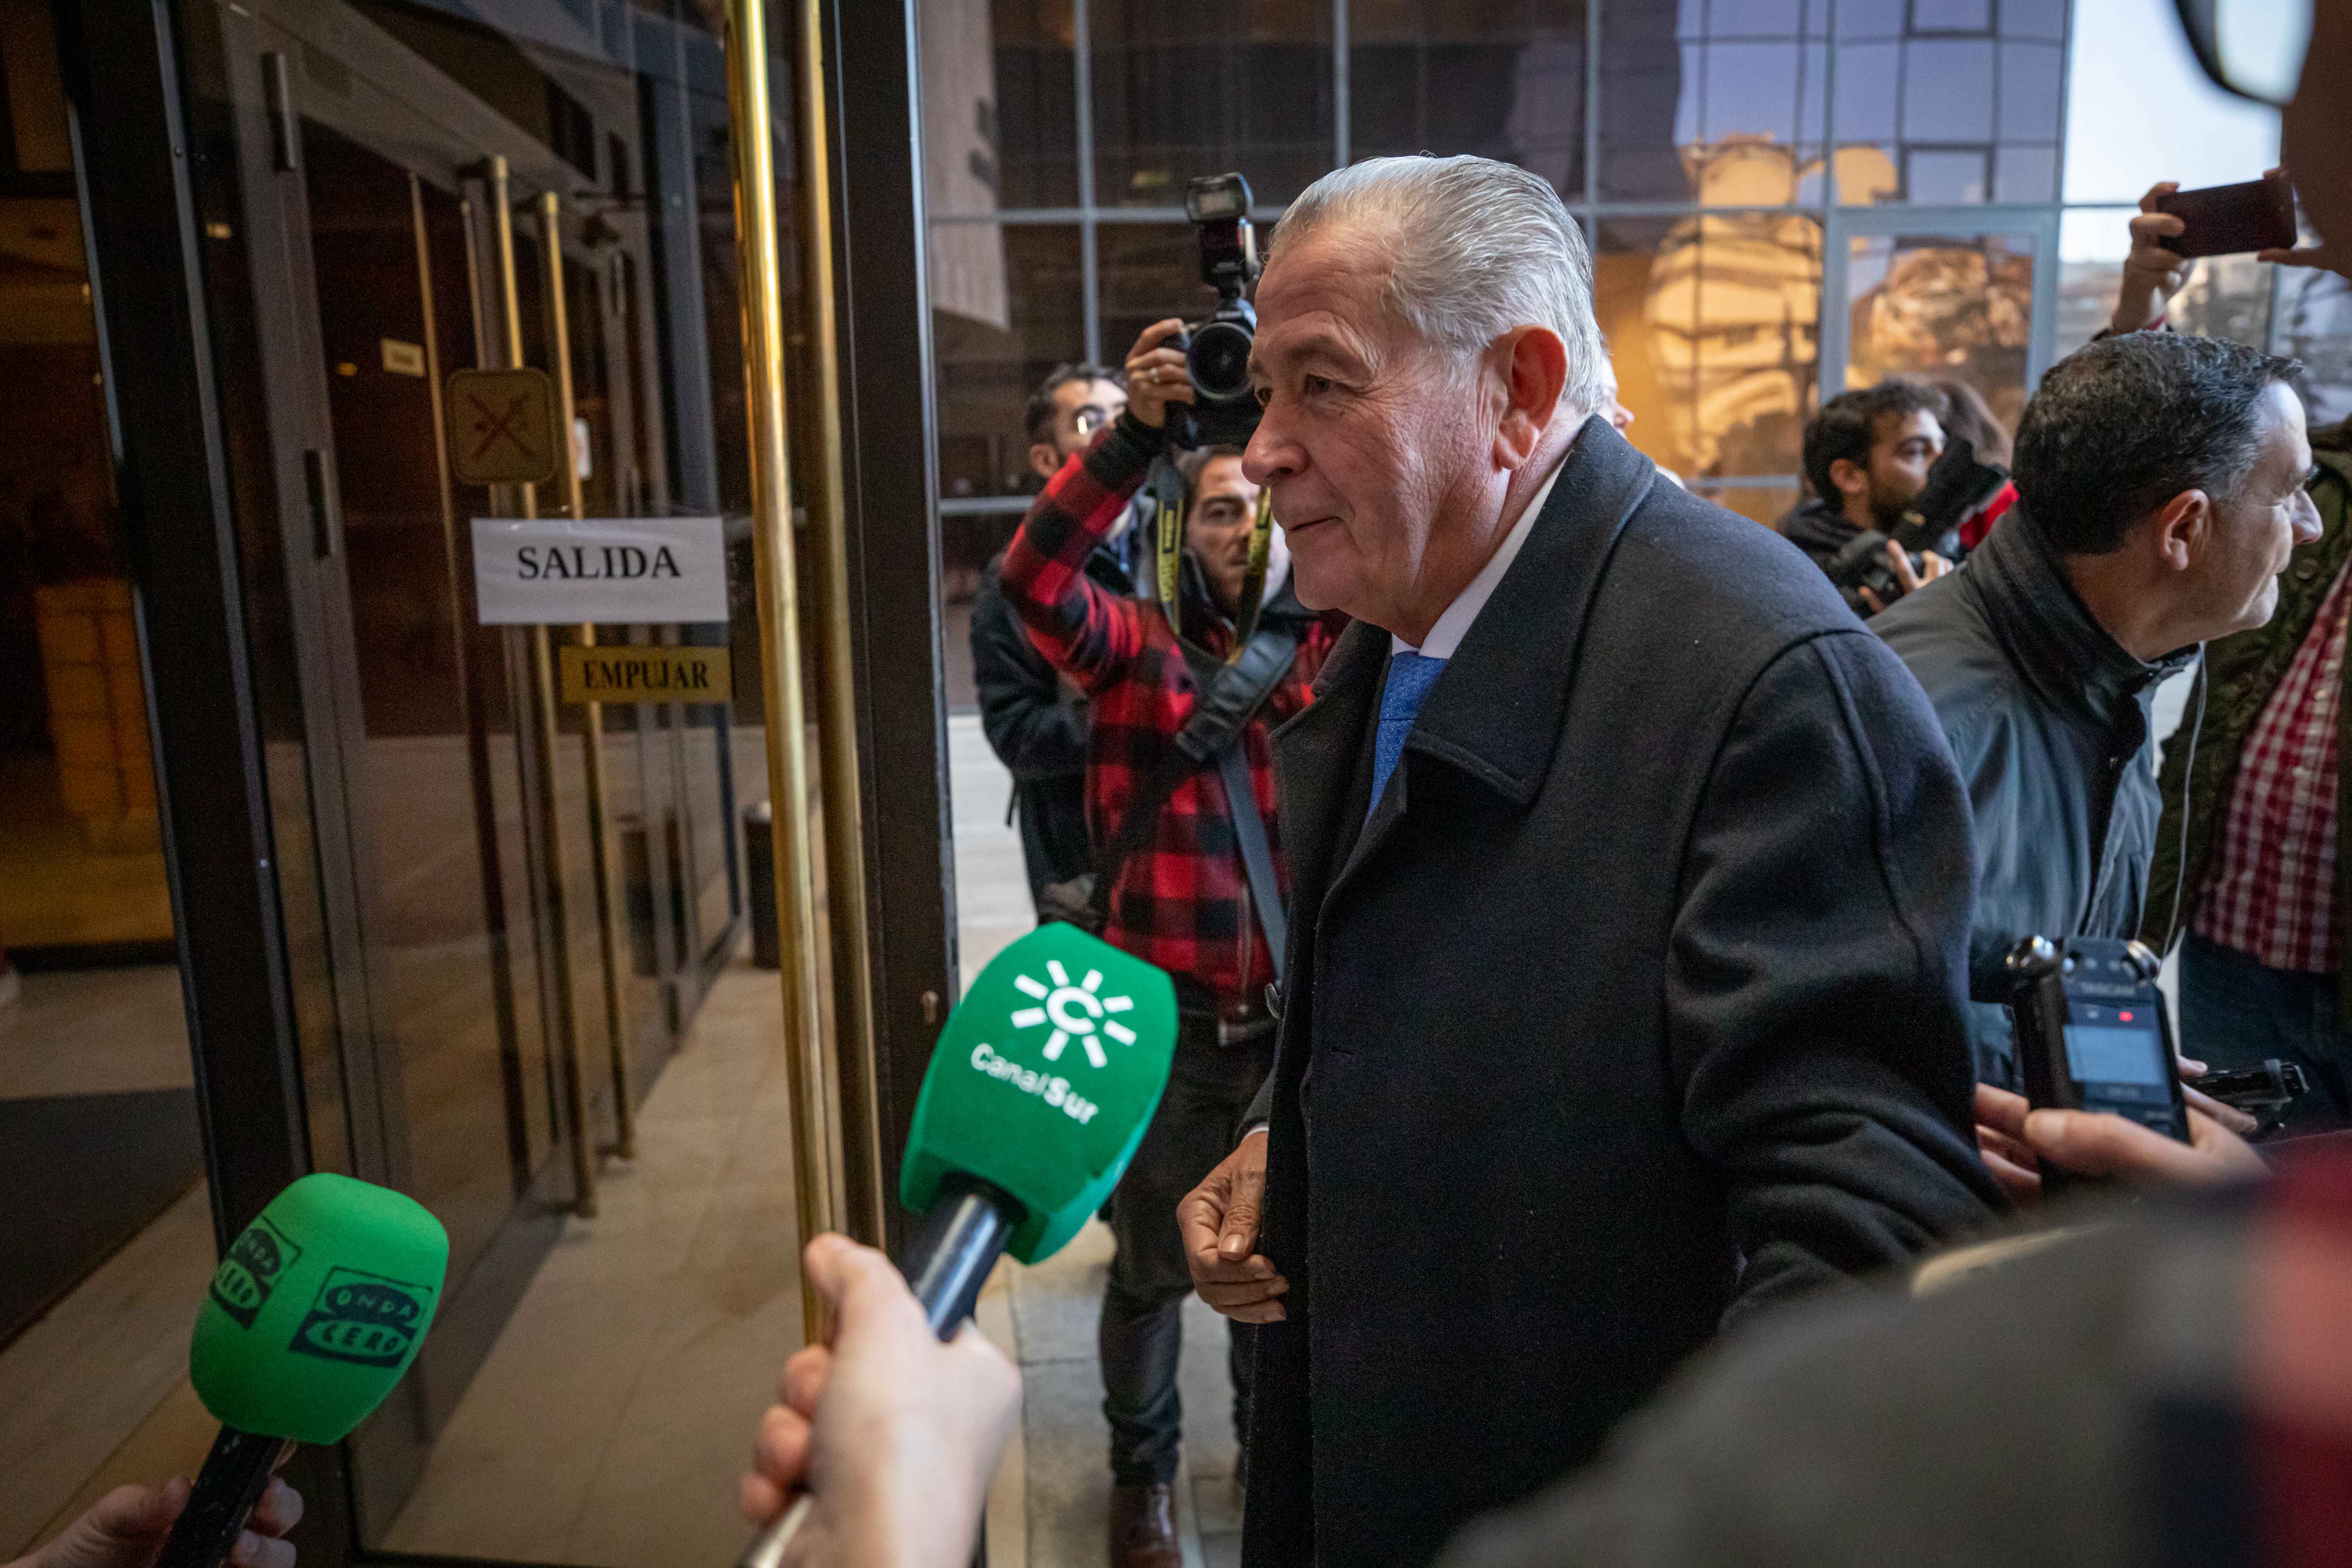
1239, 418, 2006, 1568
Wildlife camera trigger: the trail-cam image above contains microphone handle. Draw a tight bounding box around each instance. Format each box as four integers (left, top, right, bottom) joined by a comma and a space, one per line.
901, 1174, 1022, 1337
155, 1426, 294, 1568
737, 1174, 1024, 1568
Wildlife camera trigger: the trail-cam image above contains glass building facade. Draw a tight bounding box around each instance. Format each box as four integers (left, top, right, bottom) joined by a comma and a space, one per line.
919, 0, 2340, 563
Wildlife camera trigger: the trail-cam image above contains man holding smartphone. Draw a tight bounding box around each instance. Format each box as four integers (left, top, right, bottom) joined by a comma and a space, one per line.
2098, 170, 2352, 1134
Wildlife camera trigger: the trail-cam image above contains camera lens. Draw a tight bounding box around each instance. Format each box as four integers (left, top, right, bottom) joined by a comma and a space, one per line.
1187, 319, 1254, 402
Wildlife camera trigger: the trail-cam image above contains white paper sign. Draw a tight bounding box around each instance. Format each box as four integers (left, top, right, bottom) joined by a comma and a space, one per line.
471, 515, 727, 625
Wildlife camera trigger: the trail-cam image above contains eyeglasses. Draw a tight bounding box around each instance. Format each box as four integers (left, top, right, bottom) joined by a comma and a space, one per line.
1073, 406, 1110, 438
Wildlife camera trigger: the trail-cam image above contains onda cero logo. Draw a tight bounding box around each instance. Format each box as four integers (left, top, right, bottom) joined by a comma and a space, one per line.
209, 1216, 302, 1330
288, 1266, 434, 1369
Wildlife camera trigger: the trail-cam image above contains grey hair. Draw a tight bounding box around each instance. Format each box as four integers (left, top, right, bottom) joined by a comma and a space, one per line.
1269, 155, 1606, 420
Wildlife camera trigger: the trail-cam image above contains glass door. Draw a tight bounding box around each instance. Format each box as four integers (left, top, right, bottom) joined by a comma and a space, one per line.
185, 0, 776, 1555
0, 9, 215, 1546
1820, 205, 2061, 431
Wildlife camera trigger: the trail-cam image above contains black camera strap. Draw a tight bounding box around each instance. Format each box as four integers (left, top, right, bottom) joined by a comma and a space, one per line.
1085, 621, 1299, 984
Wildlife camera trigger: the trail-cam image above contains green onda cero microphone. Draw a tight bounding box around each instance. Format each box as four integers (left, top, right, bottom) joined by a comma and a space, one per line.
164, 1172, 450, 1568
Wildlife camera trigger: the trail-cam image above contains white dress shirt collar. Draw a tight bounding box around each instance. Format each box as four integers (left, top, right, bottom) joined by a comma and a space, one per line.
1391, 453, 1569, 659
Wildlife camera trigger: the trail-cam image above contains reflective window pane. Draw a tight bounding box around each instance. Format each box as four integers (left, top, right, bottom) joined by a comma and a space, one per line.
935, 223, 1085, 503
1601, 0, 1825, 204
2277, 270, 2352, 424
1900, 40, 1994, 143
1347, 0, 1587, 200
1832, 8, 2060, 203
926, 0, 1080, 216
2056, 205, 2135, 353
1099, 221, 1210, 373
2002, 0, 2064, 39
1840, 230, 2035, 432
1913, 0, 1990, 28
1597, 211, 1822, 484
1997, 40, 2063, 140
1834, 40, 1899, 141
1994, 143, 2056, 202
1090, 0, 1334, 208
1907, 148, 1989, 203
1836, 0, 1910, 39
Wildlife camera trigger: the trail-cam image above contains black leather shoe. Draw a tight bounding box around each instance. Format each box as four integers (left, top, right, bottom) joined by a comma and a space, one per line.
1109, 1481, 1181, 1568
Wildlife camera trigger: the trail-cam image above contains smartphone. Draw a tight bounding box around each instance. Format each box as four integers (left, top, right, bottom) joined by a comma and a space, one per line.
2155, 176, 2298, 258
2005, 936, 2191, 1192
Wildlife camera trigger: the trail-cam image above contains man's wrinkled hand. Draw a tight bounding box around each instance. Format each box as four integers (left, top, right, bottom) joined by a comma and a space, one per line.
1973, 1082, 2266, 1201
1178, 1129, 1288, 1323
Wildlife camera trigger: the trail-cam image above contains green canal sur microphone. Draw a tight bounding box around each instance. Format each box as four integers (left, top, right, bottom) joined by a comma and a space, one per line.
164, 1173, 449, 1568
741, 921, 1178, 1567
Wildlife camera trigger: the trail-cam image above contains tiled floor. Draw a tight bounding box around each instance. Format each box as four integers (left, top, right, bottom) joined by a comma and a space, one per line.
383, 955, 805, 1566
951, 713, 1243, 1568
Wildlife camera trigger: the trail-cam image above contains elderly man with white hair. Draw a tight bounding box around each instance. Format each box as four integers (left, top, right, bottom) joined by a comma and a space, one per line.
1157, 154, 2005, 1567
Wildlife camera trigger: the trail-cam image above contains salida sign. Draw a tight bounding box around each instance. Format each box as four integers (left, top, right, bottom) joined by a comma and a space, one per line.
471, 515, 726, 625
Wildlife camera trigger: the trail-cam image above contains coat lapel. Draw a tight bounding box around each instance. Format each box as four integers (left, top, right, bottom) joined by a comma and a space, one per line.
1406, 415, 1655, 805
1275, 419, 1659, 941
1271, 616, 1385, 961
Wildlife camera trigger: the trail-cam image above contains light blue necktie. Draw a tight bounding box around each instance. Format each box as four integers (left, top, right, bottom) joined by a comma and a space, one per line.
1370, 650, 1446, 813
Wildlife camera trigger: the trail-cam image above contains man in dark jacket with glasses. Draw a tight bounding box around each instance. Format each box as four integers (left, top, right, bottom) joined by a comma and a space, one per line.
972, 365, 1140, 915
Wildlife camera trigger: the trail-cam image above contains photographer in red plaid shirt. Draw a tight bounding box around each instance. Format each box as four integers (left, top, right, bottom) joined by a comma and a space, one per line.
999, 316, 1342, 1567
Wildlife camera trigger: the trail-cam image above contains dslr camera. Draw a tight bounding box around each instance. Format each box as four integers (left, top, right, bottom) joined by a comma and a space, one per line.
1166, 172, 1262, 450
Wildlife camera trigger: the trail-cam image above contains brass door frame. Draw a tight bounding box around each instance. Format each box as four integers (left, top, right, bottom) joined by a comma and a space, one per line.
482, 157, 602, 1216
790, 0, 886, 1248
723, 0, 841, 1336
535, 187, 641, 1167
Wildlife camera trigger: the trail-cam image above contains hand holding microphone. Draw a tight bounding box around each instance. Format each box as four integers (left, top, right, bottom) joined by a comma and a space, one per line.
737, 923, 1177, 1567
9, 1173, 442, 1568
162, 1173, 447, 1568
740, 1235, 1019, 1568
3, 1478, 300, 1568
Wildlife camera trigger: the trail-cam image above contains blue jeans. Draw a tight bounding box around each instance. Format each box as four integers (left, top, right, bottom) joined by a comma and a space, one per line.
2178, 933, 2352, 1134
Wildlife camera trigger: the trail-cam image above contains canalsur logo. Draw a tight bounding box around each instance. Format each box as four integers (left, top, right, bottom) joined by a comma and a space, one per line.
964, 959, 1140, 1126
1010, 960, 1139, 1069
288, 1266, 436, 1369
209, 1216, 302, 1330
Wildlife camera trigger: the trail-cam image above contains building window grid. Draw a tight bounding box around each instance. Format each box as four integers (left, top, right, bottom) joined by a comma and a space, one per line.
929, 0, 2219, 512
